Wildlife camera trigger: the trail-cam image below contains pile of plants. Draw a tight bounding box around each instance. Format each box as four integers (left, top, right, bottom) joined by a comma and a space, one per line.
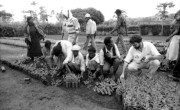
116, 74, 180, 110
93, 78, 117, 95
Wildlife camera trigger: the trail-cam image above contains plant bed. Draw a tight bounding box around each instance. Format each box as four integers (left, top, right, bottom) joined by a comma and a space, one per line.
1, 57, 78, 86
115, 73, 180, 110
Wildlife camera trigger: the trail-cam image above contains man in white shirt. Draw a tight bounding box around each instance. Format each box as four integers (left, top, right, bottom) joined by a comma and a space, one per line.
85, 46, 100, 80
99, 37, 123, 80
66, 45, 85, 77
120, 35, 163, 80
61, 9, 80, 45
83, 13, 97, 51
49, 40, 72, 69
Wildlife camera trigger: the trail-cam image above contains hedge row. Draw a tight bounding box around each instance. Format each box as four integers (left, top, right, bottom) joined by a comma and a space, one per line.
0, 23, 171, 37
97, 24, 171, 36
0, 23, 62, 37
139, 24, 171, 36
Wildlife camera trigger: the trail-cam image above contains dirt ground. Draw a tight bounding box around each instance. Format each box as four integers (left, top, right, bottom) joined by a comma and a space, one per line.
0, 44, 122, 110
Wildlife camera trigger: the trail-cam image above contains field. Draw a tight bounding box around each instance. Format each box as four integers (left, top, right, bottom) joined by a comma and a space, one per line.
0, 35, 174, 110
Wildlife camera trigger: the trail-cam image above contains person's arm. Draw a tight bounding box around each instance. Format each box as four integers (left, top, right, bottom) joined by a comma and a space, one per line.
120, 47, 133, 80
80, 53, 85, 71
144, 43, 164, 62
61, 31, 64, 40
41, 47, 46, 58
120, 61, 129, 80
99, 49, 104, 75
63, 45, 72, 65
35, 25, 46, 41
48, 48, 55, 68
111, 44, 123, 60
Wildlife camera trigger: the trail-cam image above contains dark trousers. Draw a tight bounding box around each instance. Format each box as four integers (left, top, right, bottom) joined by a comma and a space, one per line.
103, 58, 121, 78
67, 62, 81, 75
173, 40, 180, 78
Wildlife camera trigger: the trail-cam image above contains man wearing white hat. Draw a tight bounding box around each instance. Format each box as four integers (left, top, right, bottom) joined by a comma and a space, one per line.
66, 45, 85, 77
83, 13, 97, 51
61, 9, 80, 45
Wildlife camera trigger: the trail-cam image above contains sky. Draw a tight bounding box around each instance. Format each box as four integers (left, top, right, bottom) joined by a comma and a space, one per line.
1, 0, 180, 22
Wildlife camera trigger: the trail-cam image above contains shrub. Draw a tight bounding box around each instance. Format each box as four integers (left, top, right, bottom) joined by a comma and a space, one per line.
139, 24, 171, 36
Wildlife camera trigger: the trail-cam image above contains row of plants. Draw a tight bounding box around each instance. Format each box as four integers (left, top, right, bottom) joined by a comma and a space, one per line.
0, 22, 171, 37
116, 74, 180, 110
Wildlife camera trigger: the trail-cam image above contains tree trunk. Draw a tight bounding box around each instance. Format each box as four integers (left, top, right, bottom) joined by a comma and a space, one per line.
160, 20, 164, 36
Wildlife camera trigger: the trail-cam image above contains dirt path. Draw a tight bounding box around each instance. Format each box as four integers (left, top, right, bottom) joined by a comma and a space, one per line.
0, 44, 122, 110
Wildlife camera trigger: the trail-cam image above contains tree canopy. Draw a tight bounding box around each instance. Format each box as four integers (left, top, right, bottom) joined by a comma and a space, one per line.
71, 7, 105, 25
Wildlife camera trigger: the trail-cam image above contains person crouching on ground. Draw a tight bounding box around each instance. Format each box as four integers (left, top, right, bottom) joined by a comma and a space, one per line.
65, 45, 85, 77
49, 40, 72, 71
84, 46, 100, 80
41, 40, 52, 58
99, 36, 123, 80
120, 35, 163, 81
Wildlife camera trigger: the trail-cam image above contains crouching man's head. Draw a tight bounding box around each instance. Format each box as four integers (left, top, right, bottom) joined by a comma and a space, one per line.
129, 35, 142, 50
72, 45, 81, 57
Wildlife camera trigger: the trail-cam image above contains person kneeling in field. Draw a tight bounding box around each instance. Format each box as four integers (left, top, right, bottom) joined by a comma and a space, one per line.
99, 37, 123, 80
65, 45, 85, 77
120, 35, 163, 80
84, 46, 100, 80
41, 40, 52, 58
49, 40, 72, 70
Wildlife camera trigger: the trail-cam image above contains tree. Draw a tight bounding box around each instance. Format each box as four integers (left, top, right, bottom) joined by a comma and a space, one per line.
39, 6, 48, 23
85, 8, 104, 25
71, 8, 105, 25
156, 2, 175, 35
30, 1, 38, 21
0, 10, 13, 22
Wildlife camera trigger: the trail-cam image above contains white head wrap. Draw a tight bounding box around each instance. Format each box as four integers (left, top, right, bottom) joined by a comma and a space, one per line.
72, 45, 81, 51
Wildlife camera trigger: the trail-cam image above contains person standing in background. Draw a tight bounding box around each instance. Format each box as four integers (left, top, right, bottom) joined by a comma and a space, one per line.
83, 13, 97, 51
109, 9, 128, 55
61, 9, 80, 45
24, 16, 46, 61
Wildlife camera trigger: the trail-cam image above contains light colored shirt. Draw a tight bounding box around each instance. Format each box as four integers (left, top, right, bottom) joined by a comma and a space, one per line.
99, 44, 121, 65
70, 52, 85, 72
124, 41, 161, 63
86, 19, 97, 34
51, 40, 73, 64
86, 53, 99, 66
